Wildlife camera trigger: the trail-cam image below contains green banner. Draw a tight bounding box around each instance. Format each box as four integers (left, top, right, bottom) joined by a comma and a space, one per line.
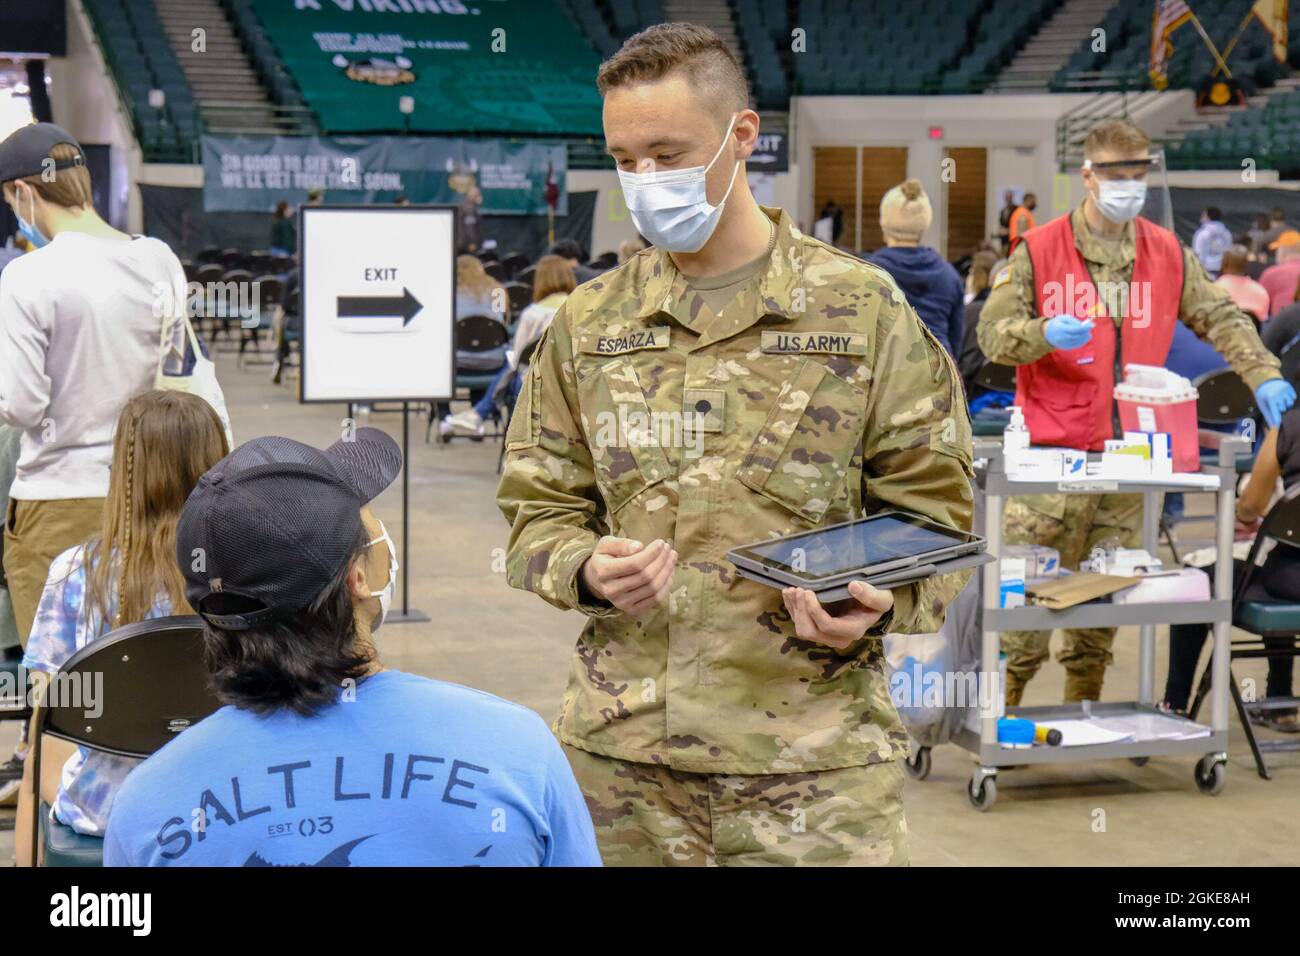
202, 134, 567, 214
250, 0, 603, 135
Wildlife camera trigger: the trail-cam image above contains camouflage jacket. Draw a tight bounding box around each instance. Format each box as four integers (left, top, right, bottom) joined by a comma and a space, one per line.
978, 205, 1281, 389
497, 207, 974, 774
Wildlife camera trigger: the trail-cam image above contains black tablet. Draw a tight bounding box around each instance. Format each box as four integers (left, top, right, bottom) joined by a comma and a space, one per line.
727, 511, 983, 588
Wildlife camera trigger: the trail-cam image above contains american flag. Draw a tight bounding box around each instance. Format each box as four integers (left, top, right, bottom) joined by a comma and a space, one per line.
1149, 0, 1193, 90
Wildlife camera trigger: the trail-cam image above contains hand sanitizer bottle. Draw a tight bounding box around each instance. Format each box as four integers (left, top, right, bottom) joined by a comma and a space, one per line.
1003, 405, 1030, 453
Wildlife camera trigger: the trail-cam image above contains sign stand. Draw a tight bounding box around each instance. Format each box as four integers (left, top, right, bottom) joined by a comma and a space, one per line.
385, 401, 429, 624
299, 204, 457, 627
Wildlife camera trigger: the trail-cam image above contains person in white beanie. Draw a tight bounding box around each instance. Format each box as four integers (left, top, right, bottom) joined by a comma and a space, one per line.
867, 179, 965, 356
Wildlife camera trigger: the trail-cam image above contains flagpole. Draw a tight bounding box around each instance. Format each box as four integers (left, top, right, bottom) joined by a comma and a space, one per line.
1214, 10, 1255, 74
1187, 9, 1234, 78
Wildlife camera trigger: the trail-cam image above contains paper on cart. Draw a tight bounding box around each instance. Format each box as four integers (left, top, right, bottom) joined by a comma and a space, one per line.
1033, 720, 1132, 747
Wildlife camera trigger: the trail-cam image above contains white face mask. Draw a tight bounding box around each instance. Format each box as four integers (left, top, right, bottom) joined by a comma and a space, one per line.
365, 520, 398, 631
617, 114, 741, 253
1094, 178, 1147, 224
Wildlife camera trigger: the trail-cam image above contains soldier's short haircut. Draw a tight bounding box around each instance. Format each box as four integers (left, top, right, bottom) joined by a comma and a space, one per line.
1083, 120, 1150, 160
596, 22, 749, 121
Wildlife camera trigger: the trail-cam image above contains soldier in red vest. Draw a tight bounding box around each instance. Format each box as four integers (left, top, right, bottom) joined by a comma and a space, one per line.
978, 119, 1294, 705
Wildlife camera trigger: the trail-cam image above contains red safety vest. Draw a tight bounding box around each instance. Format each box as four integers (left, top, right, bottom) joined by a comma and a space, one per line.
1014, 213, 1183, 451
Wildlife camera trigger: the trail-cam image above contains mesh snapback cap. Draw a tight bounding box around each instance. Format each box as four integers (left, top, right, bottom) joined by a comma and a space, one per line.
0, 123, 85, 185
176, 428, 402, 630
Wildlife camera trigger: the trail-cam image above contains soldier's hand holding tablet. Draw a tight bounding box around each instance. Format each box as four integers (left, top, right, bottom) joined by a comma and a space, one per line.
580, 535, 678, 617
781, 582, 894, 650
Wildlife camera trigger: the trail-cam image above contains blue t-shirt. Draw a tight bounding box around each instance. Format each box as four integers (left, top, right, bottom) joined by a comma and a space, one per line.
104, 670, 600, 867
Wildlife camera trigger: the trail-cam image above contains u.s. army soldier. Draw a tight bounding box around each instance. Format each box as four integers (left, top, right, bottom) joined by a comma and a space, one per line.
497, 23, 974, 866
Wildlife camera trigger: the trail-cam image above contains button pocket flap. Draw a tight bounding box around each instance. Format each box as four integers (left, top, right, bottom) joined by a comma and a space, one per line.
737, 359, 827, 489
683, 388, 725, 433
596, 360, 672, 484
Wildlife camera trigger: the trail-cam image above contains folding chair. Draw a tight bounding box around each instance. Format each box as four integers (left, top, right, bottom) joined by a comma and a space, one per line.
1189, 484, 1300, 780
499, 252, 530, 280
495, 336, 542, 474
428, 316, 511, 444
30, 615, 220, 866
1161, 368, 1260, 562
239, 275, 282, 370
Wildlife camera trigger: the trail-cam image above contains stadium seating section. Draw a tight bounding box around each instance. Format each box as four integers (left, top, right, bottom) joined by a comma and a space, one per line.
80, 0, 1300, 176
82, 0, 199, 161
218, 0, 313, 118
1054, 0, 1299, 93
1169, 90, 1300, 174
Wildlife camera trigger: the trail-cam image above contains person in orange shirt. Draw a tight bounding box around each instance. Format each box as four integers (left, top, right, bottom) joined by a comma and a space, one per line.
1007, 192, 1037, 250
1216, 244, 1271, 323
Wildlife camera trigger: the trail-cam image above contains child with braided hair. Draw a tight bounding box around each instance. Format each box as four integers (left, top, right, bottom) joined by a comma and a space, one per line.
15, 390, 228, 865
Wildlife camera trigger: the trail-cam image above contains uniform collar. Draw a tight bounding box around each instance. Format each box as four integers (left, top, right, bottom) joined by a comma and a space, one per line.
1071, 203, 1135, 267
633, 205, 805, 326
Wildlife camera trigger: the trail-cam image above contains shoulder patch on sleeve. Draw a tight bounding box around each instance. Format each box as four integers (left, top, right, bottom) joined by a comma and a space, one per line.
992, 266, 1011, 290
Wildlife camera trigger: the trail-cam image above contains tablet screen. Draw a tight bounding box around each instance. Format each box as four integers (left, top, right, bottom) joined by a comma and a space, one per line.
735, 513, 976, 581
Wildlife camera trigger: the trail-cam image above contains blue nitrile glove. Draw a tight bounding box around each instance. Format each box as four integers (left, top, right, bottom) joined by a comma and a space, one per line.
1255, 378, 1297, 429
1043, 314, 1094, 350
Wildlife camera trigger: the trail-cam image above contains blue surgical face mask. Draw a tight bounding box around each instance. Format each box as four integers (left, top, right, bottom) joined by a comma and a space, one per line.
14, 184, 49, 248
617, 114, 740, 254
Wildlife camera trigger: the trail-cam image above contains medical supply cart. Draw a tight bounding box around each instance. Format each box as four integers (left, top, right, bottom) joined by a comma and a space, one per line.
945, 436, 1247, 811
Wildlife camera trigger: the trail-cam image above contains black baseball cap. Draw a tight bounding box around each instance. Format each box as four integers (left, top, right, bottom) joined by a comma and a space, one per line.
0, 123, 84, 185
176, 428, 402, 630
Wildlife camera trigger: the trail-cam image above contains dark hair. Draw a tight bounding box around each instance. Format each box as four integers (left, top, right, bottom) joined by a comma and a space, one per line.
1205, 206, 1222, 221
549, 238, 583, 261
202, 525, 373, 716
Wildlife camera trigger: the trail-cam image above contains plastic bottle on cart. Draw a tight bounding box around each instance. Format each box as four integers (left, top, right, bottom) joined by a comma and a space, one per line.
1003, 406, 1030, 453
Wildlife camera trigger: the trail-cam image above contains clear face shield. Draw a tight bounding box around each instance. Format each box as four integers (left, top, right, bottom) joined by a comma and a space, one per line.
1084, 150, 1171, 231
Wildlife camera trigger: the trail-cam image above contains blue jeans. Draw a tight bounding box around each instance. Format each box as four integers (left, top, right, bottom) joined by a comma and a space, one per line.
472, 366, 521, 419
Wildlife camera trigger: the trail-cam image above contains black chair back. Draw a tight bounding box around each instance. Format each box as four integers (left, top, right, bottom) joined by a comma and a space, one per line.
196, 247, 224, 265
476, 248, 499, 263
1195, 368, 1258, 427
591, 251, 618, 269
517, 334, 543, 368
1235, 483, 1300, 606
219, 248, 244, 269
516, 264, 536, 287
41, 616, 219, 759
256, 275, 283, 312
482, 261, 505, 282
500, 252, 530, 279
456, 315, 510, 353
195, 262, 224, 284
974, 361, 1015, 394
504, 281, 532, 316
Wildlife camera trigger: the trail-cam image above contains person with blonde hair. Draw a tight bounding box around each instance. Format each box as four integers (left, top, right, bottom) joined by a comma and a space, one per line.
442, 254, 577, 438
618, 237, 646, 262
868, 178, 965, 356
16, 390, 229, 864
0, 123, 187, 798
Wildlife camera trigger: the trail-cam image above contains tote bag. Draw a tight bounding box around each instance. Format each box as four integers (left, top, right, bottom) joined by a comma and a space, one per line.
155, 313, 235, 448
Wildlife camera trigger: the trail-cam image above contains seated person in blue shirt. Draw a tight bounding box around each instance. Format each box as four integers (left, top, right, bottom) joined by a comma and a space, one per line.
104, 428, 600, 867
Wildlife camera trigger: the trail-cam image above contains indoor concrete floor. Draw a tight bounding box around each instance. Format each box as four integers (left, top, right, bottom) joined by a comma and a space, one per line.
3, 345, 1297, 865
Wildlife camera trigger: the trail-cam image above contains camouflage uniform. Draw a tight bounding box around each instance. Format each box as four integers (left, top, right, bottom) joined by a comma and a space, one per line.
562, 743, 907, 866
979, 206, 1281, 704
497, 207, 973, 866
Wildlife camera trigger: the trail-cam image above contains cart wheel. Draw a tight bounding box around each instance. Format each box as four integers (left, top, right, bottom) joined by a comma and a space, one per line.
1194, 756, 1226, 795
904, 747, 932, 780
1129, 756, 1149, 767
968, 774, 997, 811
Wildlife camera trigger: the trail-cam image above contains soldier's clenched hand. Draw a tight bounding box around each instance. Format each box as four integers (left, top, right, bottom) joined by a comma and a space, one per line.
580, 536, 678, 617
781, 581, 894, 649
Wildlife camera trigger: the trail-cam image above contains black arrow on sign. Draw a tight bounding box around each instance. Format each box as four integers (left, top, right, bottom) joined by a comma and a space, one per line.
336, 287, 423, 326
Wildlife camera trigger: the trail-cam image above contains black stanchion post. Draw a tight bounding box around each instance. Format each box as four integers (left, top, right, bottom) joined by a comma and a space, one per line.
386, 400, 429, 623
